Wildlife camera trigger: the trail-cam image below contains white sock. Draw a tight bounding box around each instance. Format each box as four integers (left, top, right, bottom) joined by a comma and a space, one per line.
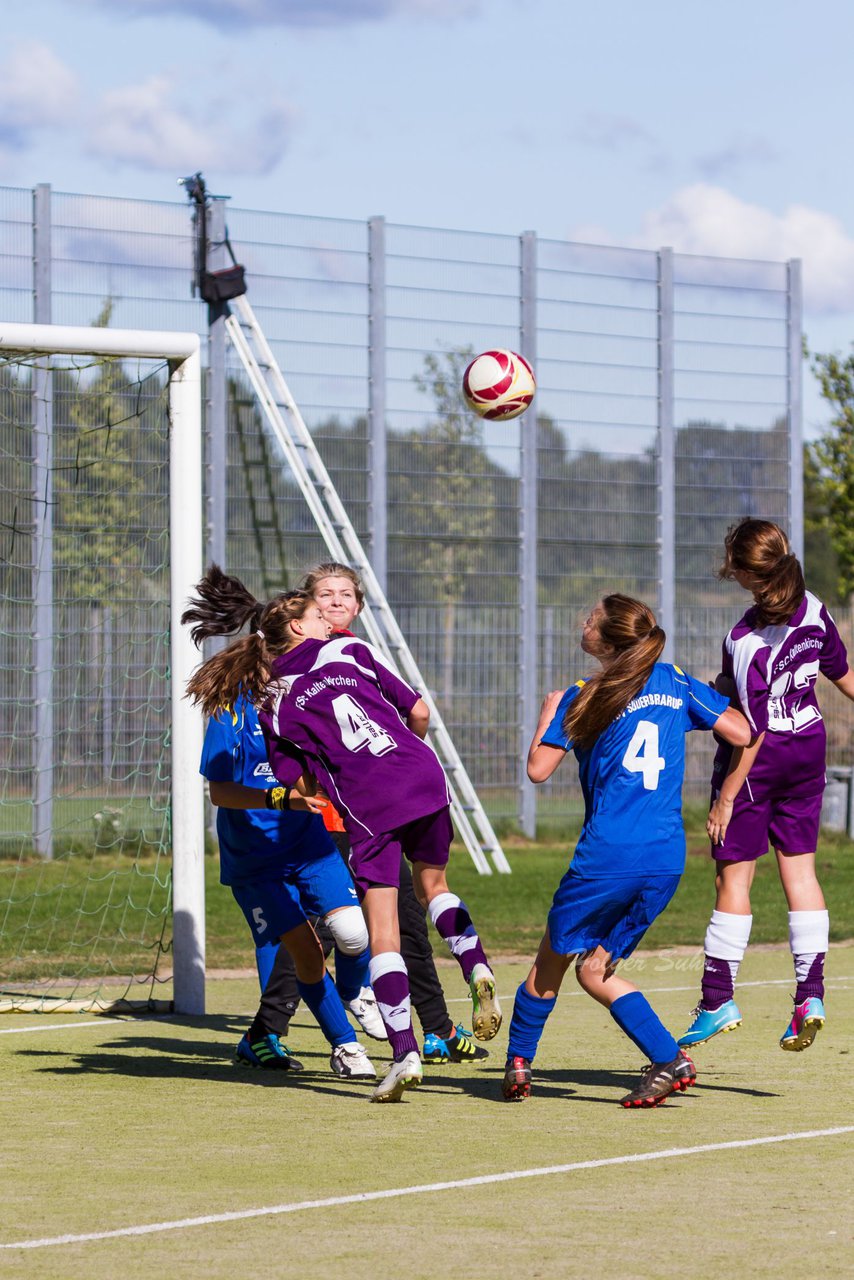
705, 910, 752, 982
788, 910, 829, 983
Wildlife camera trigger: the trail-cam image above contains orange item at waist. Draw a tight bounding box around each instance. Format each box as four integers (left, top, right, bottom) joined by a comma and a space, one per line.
321, 801, 347, 833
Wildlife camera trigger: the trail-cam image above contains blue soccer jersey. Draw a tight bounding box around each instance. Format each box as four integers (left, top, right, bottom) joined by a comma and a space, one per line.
199, 695, 335, 887
542, 663, 728, 876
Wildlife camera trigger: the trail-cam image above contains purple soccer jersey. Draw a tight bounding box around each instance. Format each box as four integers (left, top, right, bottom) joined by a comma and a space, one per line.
257, 636, 450, 840
713, 590, 849, 797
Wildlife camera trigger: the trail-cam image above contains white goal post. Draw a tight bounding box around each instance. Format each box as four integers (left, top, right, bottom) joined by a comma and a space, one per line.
0, 321, 205, 1015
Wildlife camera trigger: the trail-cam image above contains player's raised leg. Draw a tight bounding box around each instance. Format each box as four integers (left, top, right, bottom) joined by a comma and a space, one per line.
416, 856, 501, 1042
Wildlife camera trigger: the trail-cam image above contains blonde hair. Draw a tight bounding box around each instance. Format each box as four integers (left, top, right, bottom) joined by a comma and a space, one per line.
564, 594, 666, 749
720, 518, 805, 625
181, 565, 314, 716
300, 561, 364, 611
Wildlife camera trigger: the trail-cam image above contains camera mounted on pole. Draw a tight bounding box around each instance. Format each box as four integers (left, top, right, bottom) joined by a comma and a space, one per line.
178, 171, 247, 310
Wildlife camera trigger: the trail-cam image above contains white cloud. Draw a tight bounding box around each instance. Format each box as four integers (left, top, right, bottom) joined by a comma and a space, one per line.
86, 0, 476, 27
88, 76, 294, 175
572, 185, 854, 317
0, 41, 79, 145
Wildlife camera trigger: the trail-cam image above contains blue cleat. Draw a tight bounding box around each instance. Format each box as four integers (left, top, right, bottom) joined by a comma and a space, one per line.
423, 1023, 489, 1063
677, 999, 742, 1048
236, 1031, 304, 1072
780, 996, 825, 1051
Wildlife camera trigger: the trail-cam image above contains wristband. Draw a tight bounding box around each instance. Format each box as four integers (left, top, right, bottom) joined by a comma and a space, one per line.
265, 786, 290, 811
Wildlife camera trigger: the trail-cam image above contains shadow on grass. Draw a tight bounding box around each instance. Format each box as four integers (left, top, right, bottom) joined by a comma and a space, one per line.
12, 1014, 393, 1101
422, 1063, 780, 1107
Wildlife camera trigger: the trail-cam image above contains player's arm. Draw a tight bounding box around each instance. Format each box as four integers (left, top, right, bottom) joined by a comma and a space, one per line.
831, 667, 854, 703
527, 690, 568, 784
706, 711, 762, 846
208, 779, 327, 814
406, 697, 430, 739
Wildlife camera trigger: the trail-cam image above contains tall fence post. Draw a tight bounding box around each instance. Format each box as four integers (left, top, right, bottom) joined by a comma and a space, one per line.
368, 216, 387, 594
519, 230, 538, 837
787, 258, 804, 560
32, 182, 53, 858
206, 197, 228, 573
657, 246, 676, 663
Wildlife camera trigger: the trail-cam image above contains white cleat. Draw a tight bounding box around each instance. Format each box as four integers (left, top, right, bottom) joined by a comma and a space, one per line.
330, 1041, 377, 1080
370, 1050, 422, 1103
469, 962, 502, 1042
347, 986, 388, 1040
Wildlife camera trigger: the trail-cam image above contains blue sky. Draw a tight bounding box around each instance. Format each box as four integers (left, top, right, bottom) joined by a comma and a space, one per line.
3, 0, 854, 432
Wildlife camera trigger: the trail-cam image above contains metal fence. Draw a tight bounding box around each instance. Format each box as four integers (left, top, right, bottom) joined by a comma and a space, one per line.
0, 183, 812, 835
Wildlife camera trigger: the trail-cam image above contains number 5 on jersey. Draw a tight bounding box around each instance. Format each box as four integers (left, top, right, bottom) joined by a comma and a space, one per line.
621, 720, 665, 790
332, 693, 397, 757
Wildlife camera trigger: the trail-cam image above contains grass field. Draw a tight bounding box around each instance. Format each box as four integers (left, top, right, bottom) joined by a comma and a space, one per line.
2, 946, 853, 1280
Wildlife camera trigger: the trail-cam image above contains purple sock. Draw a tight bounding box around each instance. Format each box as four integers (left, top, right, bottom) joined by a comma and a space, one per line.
368, 952, 419, 1061
701, 956, 734, 1011
427, 892, 488, 982
795, 953, 825, 1003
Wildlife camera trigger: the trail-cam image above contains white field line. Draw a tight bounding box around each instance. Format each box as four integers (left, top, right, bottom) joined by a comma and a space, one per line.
444, 974, 854, 1003
3, 975, 851, 1032
0, 1020, 126, 1035
3, 1127, 853, 1252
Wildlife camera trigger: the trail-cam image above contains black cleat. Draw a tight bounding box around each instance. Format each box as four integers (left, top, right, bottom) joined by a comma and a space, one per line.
620, 1050, 696, 1108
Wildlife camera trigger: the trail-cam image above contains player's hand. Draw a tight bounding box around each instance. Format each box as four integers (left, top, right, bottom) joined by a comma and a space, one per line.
707, 795, 734, 845
290, 792, 328, 814
537, 689, 564, 725
713, 673, 737, 704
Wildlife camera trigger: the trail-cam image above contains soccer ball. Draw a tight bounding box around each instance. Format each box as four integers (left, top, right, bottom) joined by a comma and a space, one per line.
462, 349, 536, 421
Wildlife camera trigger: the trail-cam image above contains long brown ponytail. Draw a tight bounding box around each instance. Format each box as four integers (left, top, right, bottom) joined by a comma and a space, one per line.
564, 594, 666, 749
181, 565, 313, 716
720, 518, 805, 626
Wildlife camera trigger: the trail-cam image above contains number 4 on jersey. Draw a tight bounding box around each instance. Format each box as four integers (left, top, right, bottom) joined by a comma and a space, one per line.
621, 720, 665, 791
332, 693, 397, 757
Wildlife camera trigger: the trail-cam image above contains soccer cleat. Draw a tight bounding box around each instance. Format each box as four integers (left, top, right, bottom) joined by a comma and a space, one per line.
501, 1055, 532, 1101
469, 963, 502, 1041
677, 999, 742, 1048
369, 1050, 422, 1103
330, 1041, 377, 1079
619, 1051, 697, 1108
235, 1032, 304, 1072
347, 986, 388, 1041
423, 1023, 489, 1064
780, 996, 825, 1051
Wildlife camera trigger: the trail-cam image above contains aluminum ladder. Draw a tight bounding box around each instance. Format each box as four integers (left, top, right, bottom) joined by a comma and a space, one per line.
224, 293, 511, 874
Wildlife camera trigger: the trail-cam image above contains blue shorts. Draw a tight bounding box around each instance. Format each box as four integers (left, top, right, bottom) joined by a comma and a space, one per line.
231, 847, 360, 944
547, 869, 681, 961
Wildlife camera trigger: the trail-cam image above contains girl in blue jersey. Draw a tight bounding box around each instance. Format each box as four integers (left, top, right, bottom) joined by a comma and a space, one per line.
184, 577, 379, 1083
503, 594, 750, 1108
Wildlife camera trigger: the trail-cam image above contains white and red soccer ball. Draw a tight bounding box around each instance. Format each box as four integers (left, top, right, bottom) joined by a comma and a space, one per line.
462, 348, 536, 421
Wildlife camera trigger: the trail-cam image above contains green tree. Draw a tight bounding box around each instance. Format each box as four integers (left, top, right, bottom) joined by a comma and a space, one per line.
808, 346, 854, 602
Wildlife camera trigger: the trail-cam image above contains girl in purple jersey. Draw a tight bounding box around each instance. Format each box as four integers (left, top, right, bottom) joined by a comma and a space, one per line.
185, 569, 501, 1104
679, 519, 854, 1054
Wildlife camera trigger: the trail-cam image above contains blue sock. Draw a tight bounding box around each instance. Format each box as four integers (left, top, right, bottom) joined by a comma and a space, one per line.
254, 942, 278, 993
507, 982, 556, 1062
610, 991, 680, 1063
297, 973, 354, 1048
333, 945, 371, 1003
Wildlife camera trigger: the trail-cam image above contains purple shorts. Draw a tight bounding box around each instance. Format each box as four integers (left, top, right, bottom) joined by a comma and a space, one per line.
710, 782, 823, 862
348, 806, 452, 896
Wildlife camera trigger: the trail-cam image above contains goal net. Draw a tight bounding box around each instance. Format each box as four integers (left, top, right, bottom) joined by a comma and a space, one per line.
0, 322, 204, 1014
